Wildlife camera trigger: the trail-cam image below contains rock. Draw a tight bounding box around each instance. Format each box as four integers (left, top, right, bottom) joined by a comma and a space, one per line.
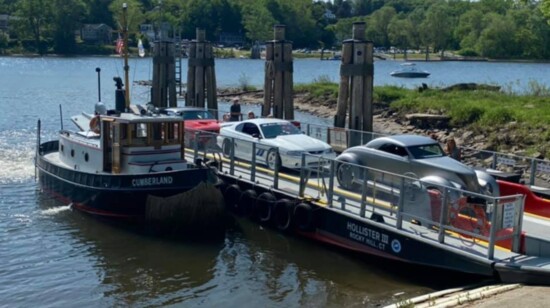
441, 83, 501, 92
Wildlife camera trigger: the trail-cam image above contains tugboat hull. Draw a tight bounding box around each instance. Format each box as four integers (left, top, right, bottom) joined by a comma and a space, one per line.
37, 141, 221, 222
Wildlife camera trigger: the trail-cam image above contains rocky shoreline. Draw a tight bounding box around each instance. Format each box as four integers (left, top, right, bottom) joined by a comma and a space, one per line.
218, 87, 511, 152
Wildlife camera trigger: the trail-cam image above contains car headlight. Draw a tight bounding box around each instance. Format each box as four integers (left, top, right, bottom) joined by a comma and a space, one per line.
286, 151, 304, 156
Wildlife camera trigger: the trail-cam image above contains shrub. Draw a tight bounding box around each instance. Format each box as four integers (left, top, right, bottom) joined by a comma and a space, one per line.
479, 107, 514, 126
458, 48, 479, 57
449, 105, 485, 126
375, 86, 408, 103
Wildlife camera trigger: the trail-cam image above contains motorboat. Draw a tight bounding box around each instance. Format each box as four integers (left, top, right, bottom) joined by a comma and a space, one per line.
390, 62, 430, 78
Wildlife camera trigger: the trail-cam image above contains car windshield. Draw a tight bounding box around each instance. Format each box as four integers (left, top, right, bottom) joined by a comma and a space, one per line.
180, 110, 215, 120
407, 143, 445, 159
260, 122, 301, 139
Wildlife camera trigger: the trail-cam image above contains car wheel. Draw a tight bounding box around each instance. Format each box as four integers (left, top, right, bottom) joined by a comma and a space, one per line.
222, 139, 232, 158
266, 149, 281, 170
336, 161, 357, 190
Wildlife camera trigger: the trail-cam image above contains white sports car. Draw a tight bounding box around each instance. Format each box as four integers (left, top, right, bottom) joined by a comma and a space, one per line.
217, 118, 336, 169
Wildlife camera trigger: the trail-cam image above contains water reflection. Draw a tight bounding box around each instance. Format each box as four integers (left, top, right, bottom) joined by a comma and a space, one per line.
20, 186, 483, 307
37, 195, 222, 306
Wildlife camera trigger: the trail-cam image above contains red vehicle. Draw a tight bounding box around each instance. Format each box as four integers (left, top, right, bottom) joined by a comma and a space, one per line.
165, 107, 220, 149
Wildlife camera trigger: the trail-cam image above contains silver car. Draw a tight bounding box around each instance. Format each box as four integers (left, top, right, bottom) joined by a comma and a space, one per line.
335, 134, 498, 196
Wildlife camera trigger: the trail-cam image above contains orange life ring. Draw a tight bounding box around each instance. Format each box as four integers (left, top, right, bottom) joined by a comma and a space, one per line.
89, 116, 100, 134
448, 198, 490, 236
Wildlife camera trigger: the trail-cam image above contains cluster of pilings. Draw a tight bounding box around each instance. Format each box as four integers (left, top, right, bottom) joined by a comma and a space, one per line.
152, 22, 373, 140
185, 29, 218, 114
151, 40, 177, 108
262, 25, 294, 119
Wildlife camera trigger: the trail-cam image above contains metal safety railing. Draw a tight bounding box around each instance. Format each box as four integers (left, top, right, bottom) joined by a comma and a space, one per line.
185, 127, 525, 261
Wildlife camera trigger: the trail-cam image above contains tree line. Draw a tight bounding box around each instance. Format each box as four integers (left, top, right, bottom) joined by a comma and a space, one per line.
0, 0, 549, 59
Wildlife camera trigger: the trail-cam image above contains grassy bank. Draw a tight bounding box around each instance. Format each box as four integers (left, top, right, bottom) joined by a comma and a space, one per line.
294, 79, 550, 156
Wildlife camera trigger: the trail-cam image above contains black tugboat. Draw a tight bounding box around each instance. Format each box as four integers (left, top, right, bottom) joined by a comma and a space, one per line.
36, 3, 224, 234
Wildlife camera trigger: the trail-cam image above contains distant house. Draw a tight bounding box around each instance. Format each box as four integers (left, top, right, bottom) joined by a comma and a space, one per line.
324, 9, 336, 20
218, 32, 244, 47
140, 24, 155, 41
81, 24, 113, 44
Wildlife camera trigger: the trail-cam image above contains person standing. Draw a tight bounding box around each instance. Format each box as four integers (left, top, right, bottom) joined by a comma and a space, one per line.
445, 138, 461, 161
229, 98, 241, 121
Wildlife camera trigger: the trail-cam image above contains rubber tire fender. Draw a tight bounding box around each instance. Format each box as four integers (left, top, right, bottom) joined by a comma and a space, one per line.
273, 198, 294, 231
224, 184, 241, 211
255, 192, 276, 223
293, 202, 314, 231
238, 189, 257, 217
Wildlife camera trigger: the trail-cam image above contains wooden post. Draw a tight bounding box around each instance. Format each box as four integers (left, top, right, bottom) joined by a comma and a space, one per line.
194, 29, 206, 108
263, 25, 294, 120
273, 40, 284, 118
186, 28, 217, 110
283, 41, 293, 119
263, 42, 274, 117
350, 41, 366, 131
151, 40, 176, 108
186, 40, 196, 106
205, 43, 218, 115
363, 41, 374, 133
168, 42, 177, 107
336, 22, 374, 146
335, 41, 352, 128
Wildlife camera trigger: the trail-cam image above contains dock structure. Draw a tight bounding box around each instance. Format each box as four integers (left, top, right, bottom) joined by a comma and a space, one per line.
184, 125, 550, 286
263, 25, 293, 119
186, 28, 218, 115
151, 39, 177, 108
335, 22, 374, 146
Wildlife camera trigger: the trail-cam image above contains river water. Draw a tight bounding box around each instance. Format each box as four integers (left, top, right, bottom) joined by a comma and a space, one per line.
1, 56, 547, 307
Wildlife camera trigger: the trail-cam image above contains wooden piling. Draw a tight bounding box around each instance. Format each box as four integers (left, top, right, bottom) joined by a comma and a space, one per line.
186, 41, 196, 107
263, 25, 294, 119
194, 29, 206, 107
263, 42, 274, 117
205, 43, 218, 115
151, 40, 176, 108
335, 41, 352, 128
335, 22, 374, 145
186, 28, 217, 111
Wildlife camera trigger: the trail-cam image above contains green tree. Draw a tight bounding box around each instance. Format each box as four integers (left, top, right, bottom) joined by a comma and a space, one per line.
541, 0, 550, 24
477, 13, 517, 59
388, 15, 413, 59
109, 0, 145, 33
239, 0, 276, 42
87, 0, 114, 26
13, 0, 52, 54
51, 0, 87, 54
509, 7, 550, 58
420, 2, 452, 58
326, 16, 363, 45
267, 0, 319, 48
365, 5, 396, 47
455, 9, 485, 51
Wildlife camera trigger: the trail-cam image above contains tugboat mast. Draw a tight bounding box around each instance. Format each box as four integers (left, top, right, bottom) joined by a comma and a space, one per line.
122, 2, 130, 109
